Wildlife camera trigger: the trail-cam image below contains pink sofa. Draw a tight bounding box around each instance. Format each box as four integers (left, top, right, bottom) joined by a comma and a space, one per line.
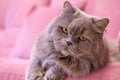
0, 0, 120, 80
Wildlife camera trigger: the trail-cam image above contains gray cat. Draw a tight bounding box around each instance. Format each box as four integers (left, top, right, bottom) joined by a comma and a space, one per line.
25, 1, 119, 80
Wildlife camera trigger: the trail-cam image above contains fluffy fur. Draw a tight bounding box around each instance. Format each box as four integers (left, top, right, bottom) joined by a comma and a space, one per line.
25, 1, 119, 80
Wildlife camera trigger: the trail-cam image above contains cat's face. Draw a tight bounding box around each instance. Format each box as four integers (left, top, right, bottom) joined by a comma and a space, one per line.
49, 1, 109, 58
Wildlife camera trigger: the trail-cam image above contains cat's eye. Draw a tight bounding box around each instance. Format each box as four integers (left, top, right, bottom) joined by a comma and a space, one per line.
62, 27, 68, 34
79, 36, 86, 41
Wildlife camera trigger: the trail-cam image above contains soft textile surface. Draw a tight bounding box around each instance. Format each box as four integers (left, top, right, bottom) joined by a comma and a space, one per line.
0, 58, 29, 80
10, 8, 60, 59
0, 28, 20, 57
0, 58, 120, 80
4, 0, 42, 29
0, 0, 51, 57
34, 0, 51, 6
0, 31, 14, 57
0, 0, 9, 29
0, 0, 50, 29
0, 57, 29, 80
84, 0, 96, 14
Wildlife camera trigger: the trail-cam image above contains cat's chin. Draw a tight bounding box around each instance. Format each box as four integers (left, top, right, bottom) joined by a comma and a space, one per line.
61, 50, 70, 56
61, 50, 80, 58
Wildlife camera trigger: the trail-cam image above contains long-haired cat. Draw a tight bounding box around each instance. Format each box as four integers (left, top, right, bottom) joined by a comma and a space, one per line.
25, 1, 119, 80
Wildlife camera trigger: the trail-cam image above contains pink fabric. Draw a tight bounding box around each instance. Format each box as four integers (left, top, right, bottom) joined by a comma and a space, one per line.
0, 0, 9, 29
0, 28, 20, 57
4, 0, 38, 29
34, 0, 51, 7
88, 0, 120, 39
10, 7, 60, 59
0, 57, 29, 80
84, 0, 96, 14
50, 0, 87, 10
0, 31, 14, 57
0, 58, 120, 80
0, 0, 50, 30
0, 0, 51, 57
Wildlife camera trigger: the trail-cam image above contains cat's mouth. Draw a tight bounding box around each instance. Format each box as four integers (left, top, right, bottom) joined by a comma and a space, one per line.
58, 55, 71, 60
61, 48, 83, 58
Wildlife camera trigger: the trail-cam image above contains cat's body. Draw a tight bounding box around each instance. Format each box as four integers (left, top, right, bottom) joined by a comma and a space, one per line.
25, 1, 119, 80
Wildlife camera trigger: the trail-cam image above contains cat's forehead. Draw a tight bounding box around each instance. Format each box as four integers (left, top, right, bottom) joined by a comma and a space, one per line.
54, 15, 75, 28
68, 17, 93, 33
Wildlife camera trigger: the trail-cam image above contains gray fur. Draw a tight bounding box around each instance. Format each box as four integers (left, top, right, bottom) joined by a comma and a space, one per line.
25, 1, 116, 80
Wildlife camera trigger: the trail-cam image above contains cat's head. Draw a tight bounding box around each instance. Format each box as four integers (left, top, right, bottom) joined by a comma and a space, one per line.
48, 1, 109, 58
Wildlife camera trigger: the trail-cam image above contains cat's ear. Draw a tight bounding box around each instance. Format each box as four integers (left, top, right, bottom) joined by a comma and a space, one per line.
94, 18, 109, 33
63, 1, 75, 14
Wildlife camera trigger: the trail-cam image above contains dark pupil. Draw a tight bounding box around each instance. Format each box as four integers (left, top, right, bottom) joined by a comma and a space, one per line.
64, 29, 66, 31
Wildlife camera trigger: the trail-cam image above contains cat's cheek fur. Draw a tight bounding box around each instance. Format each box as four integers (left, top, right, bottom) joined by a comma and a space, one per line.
54, 39, 67, 50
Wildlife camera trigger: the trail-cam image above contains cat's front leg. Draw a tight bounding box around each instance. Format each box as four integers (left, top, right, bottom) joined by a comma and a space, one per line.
43, 66, 67, 80
25, 57, 45, 80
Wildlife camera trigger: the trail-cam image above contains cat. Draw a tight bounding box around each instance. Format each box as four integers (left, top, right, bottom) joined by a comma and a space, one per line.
25, 1, 119, 80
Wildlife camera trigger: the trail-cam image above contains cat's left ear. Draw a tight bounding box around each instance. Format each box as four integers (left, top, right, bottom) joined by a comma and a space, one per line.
94, 18, 109, 33
63, 1, 75, 14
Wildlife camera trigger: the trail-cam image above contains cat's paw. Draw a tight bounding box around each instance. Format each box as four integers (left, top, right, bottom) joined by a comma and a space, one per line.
43, 75, 66, 80
26, 75, 43, 80
43, 75, 56, 80
44, 77, 54, 80
34, 76, 43, 80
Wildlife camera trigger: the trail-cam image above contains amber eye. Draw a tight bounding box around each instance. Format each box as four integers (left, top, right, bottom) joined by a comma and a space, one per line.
80, 36, 86, 41
62, 27, 68, 34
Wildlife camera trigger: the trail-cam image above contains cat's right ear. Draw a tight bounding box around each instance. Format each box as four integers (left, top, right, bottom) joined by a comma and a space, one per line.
63, 1, 75, 14
95, 18, 109, 32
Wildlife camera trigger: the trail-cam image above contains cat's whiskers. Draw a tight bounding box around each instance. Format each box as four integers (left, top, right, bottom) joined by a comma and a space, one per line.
67, 46, 83, 58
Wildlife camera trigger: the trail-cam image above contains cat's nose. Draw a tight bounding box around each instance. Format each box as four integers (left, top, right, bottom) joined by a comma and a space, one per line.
66, 41, 72, 46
